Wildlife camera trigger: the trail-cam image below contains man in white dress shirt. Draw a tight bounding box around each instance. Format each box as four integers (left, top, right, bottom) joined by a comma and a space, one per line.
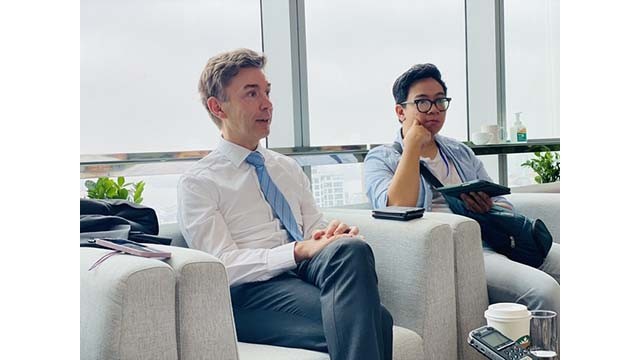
177, 48, 392, 360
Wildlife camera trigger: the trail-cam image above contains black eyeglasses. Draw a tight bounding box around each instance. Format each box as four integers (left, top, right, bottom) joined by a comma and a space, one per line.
400, 97, 452, 113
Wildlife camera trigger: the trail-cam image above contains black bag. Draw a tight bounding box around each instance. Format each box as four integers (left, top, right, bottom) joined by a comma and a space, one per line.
442, 196, 552, 268
391, 142, 552, 268
80, 198, 172, 248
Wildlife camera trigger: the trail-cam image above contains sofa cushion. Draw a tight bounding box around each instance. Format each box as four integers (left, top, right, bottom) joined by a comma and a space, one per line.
237, 326, 423, 360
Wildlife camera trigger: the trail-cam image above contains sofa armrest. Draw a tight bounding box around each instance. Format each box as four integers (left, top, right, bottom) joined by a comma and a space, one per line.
154, 245, 239, 360
425, 213, 487, 360
323, 208, 457, 360
80, 247, 178, 360
505, 193, 560, 243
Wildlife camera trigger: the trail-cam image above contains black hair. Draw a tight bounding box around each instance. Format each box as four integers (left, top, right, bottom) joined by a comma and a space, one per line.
392, 63, 447, 104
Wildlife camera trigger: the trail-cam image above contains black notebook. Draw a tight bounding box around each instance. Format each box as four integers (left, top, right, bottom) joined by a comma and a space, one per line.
435, 180, 510, 199
372, 206, 425, 221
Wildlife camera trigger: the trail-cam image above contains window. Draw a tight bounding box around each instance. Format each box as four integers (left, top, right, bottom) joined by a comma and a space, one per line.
305, 0, 467, 146
311, 163, 368, 208
504, 0, 559, 139
80, 0, 262, 154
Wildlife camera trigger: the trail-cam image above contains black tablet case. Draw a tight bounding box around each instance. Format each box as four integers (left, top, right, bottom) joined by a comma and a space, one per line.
372, 206, 425, 221
436, 180, 510, 199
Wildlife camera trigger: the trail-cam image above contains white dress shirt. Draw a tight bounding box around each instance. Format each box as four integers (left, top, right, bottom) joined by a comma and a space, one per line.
177, 138, 327, 286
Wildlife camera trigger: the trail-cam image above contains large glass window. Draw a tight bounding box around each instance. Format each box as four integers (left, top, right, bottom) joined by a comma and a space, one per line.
504, 0, 559, 139
305, 0, 467, 146
311, 163, 369, 208
80, 0, 262, 154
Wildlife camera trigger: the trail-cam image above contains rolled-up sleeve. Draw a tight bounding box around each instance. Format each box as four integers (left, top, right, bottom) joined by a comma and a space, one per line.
177, 174, 296, 286
364, 147, 396, 209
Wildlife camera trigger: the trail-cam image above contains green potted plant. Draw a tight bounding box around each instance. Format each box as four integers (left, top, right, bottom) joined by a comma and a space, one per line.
85, 176, 145, 204
521, 148, 560, 184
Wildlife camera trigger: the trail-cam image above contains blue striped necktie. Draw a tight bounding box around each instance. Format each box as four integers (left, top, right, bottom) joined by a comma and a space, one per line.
246, 151, 303, 241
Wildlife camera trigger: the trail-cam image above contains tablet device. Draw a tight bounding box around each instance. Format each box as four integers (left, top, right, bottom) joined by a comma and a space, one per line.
372, 206, 425, 221
436, 180, 511, 199
95, 238, 172, 259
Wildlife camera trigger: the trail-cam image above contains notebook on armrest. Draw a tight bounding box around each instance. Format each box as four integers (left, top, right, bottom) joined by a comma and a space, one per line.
95, 238, 172, 259
372, 206, 425, 221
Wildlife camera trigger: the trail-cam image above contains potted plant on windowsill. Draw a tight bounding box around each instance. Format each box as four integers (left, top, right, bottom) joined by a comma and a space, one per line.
521, 148, 560, 185
84, 176, 145, 204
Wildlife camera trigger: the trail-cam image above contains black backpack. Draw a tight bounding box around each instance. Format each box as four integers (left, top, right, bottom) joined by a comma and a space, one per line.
80, 198, 172, 248
442, 195, 552, 268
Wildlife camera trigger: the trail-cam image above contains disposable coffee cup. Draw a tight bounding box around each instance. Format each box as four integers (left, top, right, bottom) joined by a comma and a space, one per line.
484, 303, 532, 345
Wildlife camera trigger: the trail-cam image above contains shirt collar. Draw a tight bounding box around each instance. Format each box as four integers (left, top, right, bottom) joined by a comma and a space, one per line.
217, 137, 267, 168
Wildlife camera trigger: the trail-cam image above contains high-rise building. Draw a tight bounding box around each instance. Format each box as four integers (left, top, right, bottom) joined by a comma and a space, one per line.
311, 167, 345, 208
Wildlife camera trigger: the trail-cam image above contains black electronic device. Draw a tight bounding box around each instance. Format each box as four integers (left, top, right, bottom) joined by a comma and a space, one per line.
371, 206, 425, 221
436, 179, 511, 199
467, 326, 533, 360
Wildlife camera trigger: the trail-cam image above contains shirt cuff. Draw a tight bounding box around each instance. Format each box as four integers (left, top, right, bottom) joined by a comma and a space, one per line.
267, 242, 297, 272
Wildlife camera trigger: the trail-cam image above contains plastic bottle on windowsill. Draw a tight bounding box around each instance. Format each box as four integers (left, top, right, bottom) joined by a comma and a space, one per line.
510, 112, 527, 142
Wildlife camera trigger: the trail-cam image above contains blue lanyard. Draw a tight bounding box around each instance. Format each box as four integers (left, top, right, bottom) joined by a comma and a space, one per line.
436, 145, 450, 180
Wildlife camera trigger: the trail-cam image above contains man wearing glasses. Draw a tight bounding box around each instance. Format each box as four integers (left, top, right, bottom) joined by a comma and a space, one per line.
364, 63, 560, 316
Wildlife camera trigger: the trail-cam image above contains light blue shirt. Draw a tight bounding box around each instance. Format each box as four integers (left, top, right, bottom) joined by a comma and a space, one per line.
364, 128, 511, 211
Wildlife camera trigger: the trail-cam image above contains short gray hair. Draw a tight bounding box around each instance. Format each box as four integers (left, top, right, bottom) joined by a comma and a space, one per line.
198, 48, 267, 128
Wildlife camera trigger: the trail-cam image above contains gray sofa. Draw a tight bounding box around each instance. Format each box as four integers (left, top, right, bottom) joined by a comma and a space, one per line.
80, 210, 462, 359
79, 192, 559, 360
324, 192, 560, 360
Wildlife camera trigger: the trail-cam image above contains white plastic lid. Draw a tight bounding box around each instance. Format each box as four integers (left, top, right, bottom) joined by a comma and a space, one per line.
485, 303, 531, 321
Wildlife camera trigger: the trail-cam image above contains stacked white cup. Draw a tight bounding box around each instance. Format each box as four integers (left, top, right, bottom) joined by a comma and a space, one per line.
484, 303, 532, 345
481, 124, 500, 144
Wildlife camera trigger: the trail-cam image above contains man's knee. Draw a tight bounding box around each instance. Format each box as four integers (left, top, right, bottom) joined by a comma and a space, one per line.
521, 276, 560, 313
326, 238, 375, 276
327, 237, 374, 266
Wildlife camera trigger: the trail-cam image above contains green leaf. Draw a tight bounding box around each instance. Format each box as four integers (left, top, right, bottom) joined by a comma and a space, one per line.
133, 181, 145, 204
118, 188, 129, 199
85, 180, 96, 191
117, 176, 125, 186
106, 187, 118, 198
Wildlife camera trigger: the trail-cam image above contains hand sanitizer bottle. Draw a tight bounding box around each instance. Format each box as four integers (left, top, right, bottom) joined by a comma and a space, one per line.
510, 112, 527, 142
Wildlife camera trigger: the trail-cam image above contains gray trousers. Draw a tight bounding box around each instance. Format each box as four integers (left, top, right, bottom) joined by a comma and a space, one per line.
485, 243, 561, 354
484, 242, 560, 313
230, 238, 393, 360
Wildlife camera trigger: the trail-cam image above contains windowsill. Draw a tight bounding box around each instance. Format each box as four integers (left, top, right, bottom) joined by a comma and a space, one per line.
464, 139, 560, 156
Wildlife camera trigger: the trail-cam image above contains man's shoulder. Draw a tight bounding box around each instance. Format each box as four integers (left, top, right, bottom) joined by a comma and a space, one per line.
436, 135, 473, 154
180, 150, 228, 181
263, 148, 300, 169
365, 143, 400, 162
